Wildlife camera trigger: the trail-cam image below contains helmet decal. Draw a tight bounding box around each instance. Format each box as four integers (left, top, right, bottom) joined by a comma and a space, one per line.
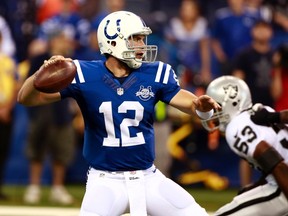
223, 84, 238, 99
104, 19, 121, 40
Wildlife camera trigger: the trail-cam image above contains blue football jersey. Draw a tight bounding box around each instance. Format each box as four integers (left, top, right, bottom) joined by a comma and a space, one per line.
61, 60, 180, 171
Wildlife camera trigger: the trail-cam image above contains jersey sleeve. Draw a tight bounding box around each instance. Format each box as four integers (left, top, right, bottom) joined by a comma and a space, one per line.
154, 62, 181, 103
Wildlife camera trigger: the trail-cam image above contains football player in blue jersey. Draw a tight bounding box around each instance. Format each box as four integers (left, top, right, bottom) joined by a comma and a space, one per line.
18, 11, 220, 216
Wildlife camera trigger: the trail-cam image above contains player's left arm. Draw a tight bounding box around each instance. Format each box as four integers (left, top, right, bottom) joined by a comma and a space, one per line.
254, 141, 288, 200
169, 89, 220, 117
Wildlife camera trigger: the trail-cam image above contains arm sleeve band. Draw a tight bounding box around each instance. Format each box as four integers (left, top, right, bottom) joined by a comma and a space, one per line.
256, 147, 284, 174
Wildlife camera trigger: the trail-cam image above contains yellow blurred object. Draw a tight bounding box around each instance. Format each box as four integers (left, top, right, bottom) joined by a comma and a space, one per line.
0, 54, 16, 106
17, 59, 30, 82
167, 123, 193, 160
154, 101, 166, 122
178, 170, 229, 191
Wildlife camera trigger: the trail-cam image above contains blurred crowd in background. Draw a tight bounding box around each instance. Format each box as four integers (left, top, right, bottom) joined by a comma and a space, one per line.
1, 0, 288, 205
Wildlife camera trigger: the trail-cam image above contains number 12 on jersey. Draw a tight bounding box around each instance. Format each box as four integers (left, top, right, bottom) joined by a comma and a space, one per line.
99, 101, 145, 147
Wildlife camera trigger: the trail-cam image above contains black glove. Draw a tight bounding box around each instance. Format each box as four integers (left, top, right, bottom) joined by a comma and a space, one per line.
251, 108, 280, 126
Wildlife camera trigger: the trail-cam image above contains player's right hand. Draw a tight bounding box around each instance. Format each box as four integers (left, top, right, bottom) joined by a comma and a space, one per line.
250, 104, 281, 126
251, 107, 270, 126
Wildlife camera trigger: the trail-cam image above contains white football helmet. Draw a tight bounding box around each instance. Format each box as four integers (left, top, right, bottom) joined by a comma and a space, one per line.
97, 11, 158, 69
202, 76, 253, 132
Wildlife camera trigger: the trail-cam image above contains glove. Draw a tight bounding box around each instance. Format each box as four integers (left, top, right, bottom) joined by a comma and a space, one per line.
251, 107, 280, 126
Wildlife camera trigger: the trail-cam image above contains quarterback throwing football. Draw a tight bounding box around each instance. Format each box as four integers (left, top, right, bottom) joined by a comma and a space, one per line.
18, 11, 220, 216
201, 76, 288, 216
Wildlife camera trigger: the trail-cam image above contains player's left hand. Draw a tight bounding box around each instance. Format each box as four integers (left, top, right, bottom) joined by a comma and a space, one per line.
193, 95, 221, 112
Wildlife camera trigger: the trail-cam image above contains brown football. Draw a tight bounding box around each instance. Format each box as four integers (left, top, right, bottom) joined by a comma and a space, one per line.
33, 59, 77, 93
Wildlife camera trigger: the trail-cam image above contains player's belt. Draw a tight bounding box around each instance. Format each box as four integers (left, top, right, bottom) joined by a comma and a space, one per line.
89, 164, 157, 179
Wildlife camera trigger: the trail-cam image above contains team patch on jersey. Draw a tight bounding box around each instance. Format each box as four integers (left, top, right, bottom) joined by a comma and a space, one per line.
136, 85, 154, 101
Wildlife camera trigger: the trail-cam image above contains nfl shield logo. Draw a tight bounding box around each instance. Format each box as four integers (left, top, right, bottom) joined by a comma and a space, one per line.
117, 87, 124, 96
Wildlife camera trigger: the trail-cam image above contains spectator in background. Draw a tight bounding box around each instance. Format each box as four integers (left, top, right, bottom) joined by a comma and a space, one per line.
78, 0, 101, 21
0, 31, 18, 200
90, 0, 126, 32
244, 0, 271, 20
36, 0, 78, 24
164, 0, 212, 88
23, 27, 76, 205
37, 0, 91, 60
211, 0, 269, 75
0, 0, 37, 63
232, 20, 274, 107
0, 15, 16, 58
271, 43, 288, 111
89, 0, 126, 61
263, 0, 288, 48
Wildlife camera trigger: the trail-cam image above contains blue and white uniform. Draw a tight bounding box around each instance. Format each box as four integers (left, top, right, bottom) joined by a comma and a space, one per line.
61, 60, 179, 171
61, 60, 208, 216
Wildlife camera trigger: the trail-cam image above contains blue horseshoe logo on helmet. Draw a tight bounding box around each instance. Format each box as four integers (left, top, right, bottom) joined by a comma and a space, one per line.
104, 19, 121, 39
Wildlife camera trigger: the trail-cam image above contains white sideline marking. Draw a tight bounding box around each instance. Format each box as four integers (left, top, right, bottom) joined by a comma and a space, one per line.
0, 206, 79, 216
0, 206, 213, 216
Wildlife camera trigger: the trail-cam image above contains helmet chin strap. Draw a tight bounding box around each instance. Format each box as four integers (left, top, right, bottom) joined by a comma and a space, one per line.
121, 58, 142, 69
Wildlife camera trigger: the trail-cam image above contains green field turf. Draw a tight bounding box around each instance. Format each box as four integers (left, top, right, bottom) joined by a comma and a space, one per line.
0, 185, 238, 212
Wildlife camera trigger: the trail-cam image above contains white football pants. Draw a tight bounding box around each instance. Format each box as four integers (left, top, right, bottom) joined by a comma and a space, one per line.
79, 165, 209, 216
214, 183, 288, 216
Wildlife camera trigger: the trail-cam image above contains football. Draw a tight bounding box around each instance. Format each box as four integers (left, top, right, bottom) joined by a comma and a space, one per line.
33, 59, 77, 93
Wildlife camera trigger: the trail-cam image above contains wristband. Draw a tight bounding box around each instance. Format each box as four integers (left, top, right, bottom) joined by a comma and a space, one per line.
196, 109, 214, 120
256, 147, 283, 174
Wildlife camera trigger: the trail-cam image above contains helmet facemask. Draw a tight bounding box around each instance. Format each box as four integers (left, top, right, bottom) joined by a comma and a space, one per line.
122, 34, 158, 68
201, 109, 230, 132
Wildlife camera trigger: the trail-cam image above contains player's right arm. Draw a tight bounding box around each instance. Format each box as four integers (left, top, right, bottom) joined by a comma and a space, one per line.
169, 89, 220, 117
17, 74, 60, 106
281, 110, 288, 123
254, 141, 288, 200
